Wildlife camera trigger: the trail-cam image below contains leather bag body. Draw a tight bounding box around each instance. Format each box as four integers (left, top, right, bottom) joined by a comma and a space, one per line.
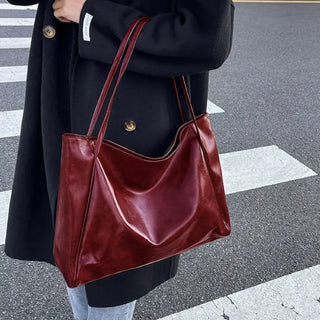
53, 17, 231, 288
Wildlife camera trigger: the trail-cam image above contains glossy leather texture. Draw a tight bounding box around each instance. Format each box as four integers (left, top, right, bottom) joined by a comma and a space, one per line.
53, 17, 231, 288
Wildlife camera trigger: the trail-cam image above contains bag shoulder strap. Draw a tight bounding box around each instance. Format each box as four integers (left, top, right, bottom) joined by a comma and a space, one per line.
88, 17, 205, 159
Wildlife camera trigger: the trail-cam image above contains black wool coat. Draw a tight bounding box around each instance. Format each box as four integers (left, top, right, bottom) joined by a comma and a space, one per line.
4, 0, 235, 307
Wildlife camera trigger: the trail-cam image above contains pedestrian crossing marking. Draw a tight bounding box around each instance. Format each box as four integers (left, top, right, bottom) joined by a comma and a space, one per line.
0, 37, 31, 49
0, 3, 37, 10
219, 145, 317, 194
0, 190, 10, 246
207, 100, 224, 114
158, 264, 320, 319
0, 18, 35, 26
0, 110, 23, 138
0, 66, 27, 83
0, 145, 317, 245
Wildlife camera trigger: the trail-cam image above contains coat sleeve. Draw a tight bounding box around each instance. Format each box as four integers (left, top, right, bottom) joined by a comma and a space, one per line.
6, 0, 39, 5
78, 0, 235, 77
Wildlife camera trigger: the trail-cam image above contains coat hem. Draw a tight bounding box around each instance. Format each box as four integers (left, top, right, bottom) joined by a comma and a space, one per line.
3, 246, 56, 267
85, 265, 178, 307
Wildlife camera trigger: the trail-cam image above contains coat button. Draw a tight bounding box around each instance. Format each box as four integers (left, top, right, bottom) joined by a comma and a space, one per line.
124, 120, 136, 132
43, 25, 56, 39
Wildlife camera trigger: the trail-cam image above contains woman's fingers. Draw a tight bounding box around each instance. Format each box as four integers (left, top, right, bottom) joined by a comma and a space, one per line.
52, 0, 63, 10
52, 0, 84, 24
59, 16, 72, 22
52, 0, 72, 23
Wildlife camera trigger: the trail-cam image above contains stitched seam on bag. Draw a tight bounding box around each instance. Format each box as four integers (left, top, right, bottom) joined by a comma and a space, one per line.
74, 159, 96, 284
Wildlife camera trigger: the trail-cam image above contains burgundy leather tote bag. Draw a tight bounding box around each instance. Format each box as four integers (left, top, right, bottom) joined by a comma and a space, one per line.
53, 16, 231, 288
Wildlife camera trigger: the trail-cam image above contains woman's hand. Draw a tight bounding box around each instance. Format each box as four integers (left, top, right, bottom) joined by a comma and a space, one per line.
52, 0, 86, 24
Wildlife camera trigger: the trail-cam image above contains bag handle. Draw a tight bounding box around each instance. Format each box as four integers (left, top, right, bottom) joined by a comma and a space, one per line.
91, 17, 205, 159
86, 16, 148, 137
92, 17, 151, 157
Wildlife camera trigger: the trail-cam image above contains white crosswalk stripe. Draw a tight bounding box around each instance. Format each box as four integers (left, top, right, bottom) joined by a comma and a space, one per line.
158, 264, 320, 320
0, 65, 27, 83
207, 100, 224, 114
0, 190, 10, 245
0, 110, 23, 138
0, 3, 37, 10
0, 37, 31, 49
219, 145, 317, 194
0, 18, 35, 26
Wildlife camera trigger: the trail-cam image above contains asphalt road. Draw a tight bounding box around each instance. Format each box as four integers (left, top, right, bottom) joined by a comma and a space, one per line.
0, 2, 319, 319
